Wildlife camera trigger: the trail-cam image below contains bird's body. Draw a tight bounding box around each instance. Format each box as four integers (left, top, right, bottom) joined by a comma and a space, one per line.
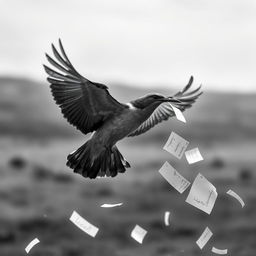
94, 102, 159, 145
85, 109, 136, 160
44, 40, 202, 179
93, 105, 138, 145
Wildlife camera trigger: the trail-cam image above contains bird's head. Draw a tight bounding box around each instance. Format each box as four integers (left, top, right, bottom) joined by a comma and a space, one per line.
131, 93, 180, 109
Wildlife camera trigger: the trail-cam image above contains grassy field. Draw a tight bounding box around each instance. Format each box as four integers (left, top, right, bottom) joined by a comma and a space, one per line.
0, 77, 255, 255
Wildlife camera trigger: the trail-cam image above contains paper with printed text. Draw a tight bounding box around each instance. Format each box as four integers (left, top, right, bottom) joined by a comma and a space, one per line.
164, 211, 171, 226
185, 148, 203, 164
170, 104, 186, 123
159, 161, 191, 193
70, 211, 99, 237
25, 238, 40, 254
226, 189, 245, 208
186, 173, 218, 214
196, 227, 213, 249
101, 203, 123, 208
131, 225, 147, 244
163, 132, 189, 159
212, 247, 228, 254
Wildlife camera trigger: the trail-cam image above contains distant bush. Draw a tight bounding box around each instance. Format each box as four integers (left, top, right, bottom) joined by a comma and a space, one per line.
53, 172, 73, 183
0, 190, 9, 200
62, 246, 83, 256
8, 156, 27, 170
156, 246, 170, 255
160, 181, 176, 193
111, 228, 129, 244
9, 187, 29, 207
0, 229, 16, 243
96, 187, 113, 197
150, 219, 163, 230
10, 194, 29, 207
33, 165, 53, 180
173, 227, 196, 238
29, 249, 59, 256
210, 157, 225, 169
18, 218, 50, 233
239, 167, 253, 182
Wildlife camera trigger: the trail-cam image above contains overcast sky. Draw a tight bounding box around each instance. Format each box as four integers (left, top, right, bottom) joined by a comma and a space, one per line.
0, 0, 255, 92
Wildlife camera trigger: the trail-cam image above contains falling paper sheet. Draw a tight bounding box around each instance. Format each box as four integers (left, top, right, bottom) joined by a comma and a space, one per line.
170, 104, 186, 123
186, 173, 218, 214
212, 247, 228, 255
131, 225, 147, 244
25, 238, 40, 254
163, 132, 189, 159
164, 211, 171, 226
185, 148, 203, 164
101, 203, 123, 208
159, 161, 190, 193
196, 227, 213, 249
70, 211, 99, 237
226, 189, 245, 208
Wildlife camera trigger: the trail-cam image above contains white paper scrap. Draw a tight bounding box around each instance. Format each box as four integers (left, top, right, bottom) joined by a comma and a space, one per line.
70, 211, 99, 237
163, 132, 189, 159
212, 247, 228, 255
185, 148, 203, 164
226, 189, 245, 208
131, 225, 147, 244
159, 161, 190, 193
170, 104, 186, 123
101, 203, 123, 208
196, 227, 213, 249
164, 211, 171, 226
25, 238, 40, 254
186, 173, 218, 214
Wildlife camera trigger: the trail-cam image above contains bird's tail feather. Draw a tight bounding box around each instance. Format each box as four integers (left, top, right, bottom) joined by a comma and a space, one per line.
66, 141, 130, 179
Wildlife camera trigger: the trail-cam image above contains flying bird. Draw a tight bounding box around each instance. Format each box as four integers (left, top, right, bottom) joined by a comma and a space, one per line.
44, 39, 202, 179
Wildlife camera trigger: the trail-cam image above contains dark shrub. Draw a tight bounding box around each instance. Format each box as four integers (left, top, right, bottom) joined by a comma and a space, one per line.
53, 172, 73, 183
150, 219, 163, 230
18, 218, 51, 233
239, 167, 253, 182
210, 157, 225, 169
62, 247, 83, 256
33, 165, 53, 180
156, 246, 170, 255
9, 189, 29, 207
173, 227, 196, 237
8, 156, 27, 170
0, 229, 16, 243
97, 187, 113, 197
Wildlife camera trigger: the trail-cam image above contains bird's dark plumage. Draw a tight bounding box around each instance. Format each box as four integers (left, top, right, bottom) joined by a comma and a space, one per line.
44, 40, 126, 135
44, 39, 202, 179
128, 76, 202, 136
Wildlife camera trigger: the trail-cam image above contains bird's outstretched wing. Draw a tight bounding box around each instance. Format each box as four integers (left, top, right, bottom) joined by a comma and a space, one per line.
44, 39, 126, 135
128, 76, 202, 137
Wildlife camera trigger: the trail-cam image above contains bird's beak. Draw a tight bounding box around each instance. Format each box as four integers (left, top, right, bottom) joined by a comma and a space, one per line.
160, 97, 182, 103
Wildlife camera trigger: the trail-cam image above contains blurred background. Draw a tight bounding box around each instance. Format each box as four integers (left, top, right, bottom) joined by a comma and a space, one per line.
0, 0, 255, 255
